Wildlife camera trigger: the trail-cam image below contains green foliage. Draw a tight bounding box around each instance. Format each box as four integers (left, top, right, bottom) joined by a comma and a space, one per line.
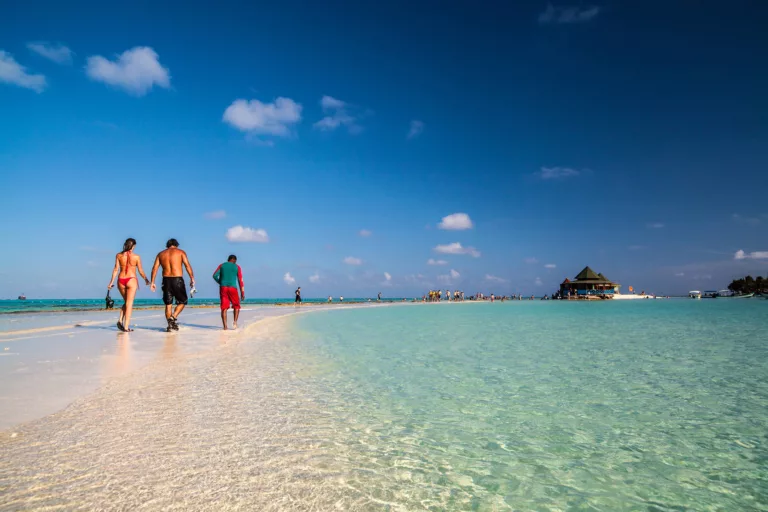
728, 275, 767, 294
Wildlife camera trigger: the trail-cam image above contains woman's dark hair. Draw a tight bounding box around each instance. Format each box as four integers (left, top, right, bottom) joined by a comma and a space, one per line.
122, 238, 136, 253
166, 238, 179, 248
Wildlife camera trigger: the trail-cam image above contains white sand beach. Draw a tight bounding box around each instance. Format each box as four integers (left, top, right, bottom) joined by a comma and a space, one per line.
0, 304, 402, 510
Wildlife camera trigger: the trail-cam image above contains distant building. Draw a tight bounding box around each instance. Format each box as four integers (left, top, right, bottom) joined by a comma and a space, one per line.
560, 267, 620, 298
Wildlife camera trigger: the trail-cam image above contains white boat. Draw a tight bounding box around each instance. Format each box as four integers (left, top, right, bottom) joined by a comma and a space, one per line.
689, 290, 702, 299
719, 291, 755, 299
613, 293, 654, 300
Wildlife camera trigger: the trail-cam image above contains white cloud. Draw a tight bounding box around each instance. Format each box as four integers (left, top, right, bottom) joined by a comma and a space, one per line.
223, 97, 302, 139
647, 222, 665, 229
85, 46, 170, 96
525, 257, 539, 264
0, 50, 46, 92
283, 272, 296, 285
359, 229, 372, 237
321, 95, 345, 109
438, 213, 474, 230
535, 277, 543, 286
313, 95, 365, 134
539, 4, 601, 24
26, 42, 73, 65
537, 166, 581, 179
405, 273, 429, 284
427, 258, 448, 266
433, 242, 481, 258
343, 256, 362, 265
309, 272, 320, 283
544, 264, 557, 269
731, 213, 763, 226
226, 225, 269, 243
384, 272, 392, 281
407, 120, 425, 139
437, 269, 461, 284
675, 272, 685, 277
734, 249, 768, 260
485, 274, 506, 283
204, 210, 226, 220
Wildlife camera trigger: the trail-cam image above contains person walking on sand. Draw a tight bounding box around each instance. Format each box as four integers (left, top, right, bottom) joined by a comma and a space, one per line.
295, 286, 302, 306
213, 254, 245, 330
108, 238, 150, 332
150, 238, 195, 332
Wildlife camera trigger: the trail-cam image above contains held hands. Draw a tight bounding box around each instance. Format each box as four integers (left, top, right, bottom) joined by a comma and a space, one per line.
150, 283, 157, 292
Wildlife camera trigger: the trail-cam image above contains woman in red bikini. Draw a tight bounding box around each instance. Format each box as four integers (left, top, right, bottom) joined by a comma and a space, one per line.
108, 238, 150, 332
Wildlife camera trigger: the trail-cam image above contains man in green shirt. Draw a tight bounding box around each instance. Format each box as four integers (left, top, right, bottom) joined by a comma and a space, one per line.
212, 255, 245, 330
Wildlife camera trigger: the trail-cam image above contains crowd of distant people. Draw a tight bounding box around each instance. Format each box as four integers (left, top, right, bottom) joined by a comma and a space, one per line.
425, 290, 465, 302
422, 291, 537, 302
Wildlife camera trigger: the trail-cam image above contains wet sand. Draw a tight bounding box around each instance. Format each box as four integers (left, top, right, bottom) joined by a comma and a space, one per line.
0, 304, 405, 510
0, 308, 300, 430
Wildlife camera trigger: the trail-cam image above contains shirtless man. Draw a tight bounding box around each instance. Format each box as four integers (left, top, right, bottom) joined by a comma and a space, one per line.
150, 238, 195, 332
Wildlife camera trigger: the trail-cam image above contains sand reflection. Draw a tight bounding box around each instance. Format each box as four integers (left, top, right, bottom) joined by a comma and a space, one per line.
161, 333, 179, 360
106, 332, 134, 378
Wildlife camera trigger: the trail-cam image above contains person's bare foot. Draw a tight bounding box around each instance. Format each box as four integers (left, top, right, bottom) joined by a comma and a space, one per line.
223, 325, 228, 330
233, 323, 238, 330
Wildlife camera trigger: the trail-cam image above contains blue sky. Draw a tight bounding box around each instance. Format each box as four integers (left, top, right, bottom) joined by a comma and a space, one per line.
1, 0, 767, 298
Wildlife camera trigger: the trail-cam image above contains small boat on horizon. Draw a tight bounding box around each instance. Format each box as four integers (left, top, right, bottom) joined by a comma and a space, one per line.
17, 293, 26, 300
717, 291, 755, 299
688, 290, 702, 299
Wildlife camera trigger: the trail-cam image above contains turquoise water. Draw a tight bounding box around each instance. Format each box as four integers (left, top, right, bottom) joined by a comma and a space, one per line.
289, 301, 768, 510
0, 297, 404, 314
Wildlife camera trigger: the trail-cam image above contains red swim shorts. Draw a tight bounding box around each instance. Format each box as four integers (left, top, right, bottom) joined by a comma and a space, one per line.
220, 286, 241, 310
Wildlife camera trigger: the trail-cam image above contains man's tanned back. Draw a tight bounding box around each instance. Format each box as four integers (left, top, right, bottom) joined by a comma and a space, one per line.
157, 247, 189, 277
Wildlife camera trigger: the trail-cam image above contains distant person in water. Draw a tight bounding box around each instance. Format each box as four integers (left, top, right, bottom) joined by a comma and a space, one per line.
378, 292, 381, 301
213, 254, 245, 330
295, 287, 302, 305
150, 239, 195, 332
108, 238, 150, 332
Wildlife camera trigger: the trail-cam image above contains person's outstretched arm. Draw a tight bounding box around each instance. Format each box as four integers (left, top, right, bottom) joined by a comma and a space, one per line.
238, 265, 245, 300
150, 254, 160, 292
137, 256, 150, 286
182, 251, 195, 286
108, 254, 120, 289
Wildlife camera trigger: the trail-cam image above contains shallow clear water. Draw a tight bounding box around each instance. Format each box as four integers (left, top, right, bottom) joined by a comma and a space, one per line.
1, 300, 767, 510
291, 300, 768, 510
